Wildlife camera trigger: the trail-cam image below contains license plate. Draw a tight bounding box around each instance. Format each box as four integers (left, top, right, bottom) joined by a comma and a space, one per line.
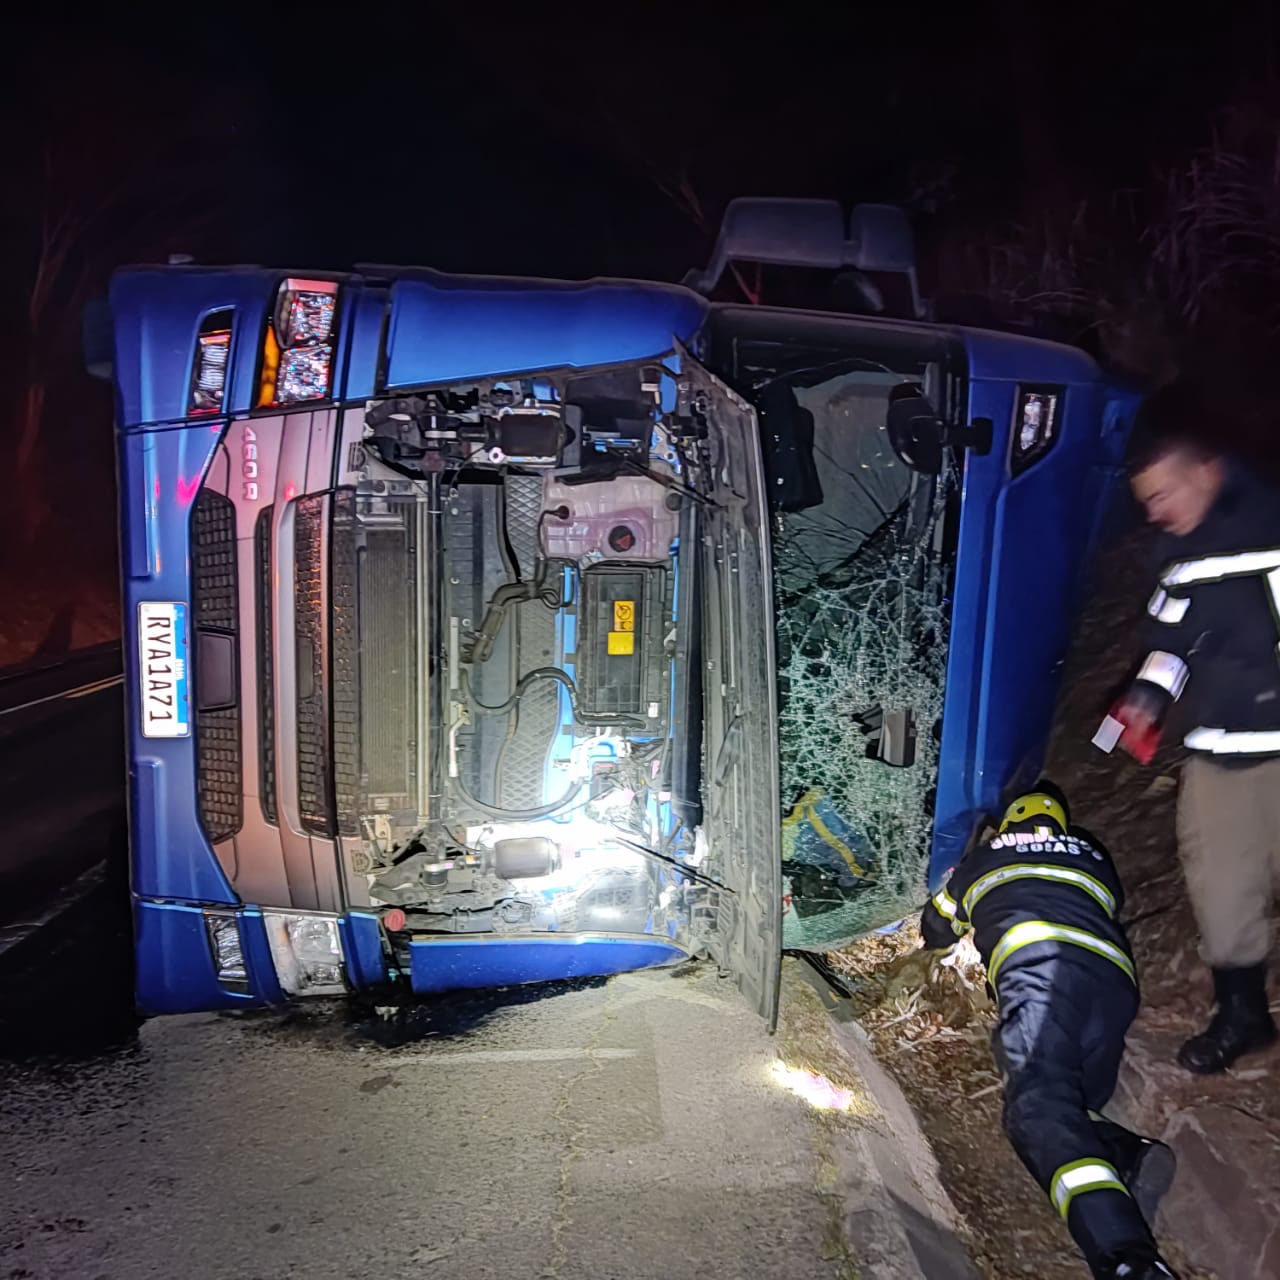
138, 602, 191, 738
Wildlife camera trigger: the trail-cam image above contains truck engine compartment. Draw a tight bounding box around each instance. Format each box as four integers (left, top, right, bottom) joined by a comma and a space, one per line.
341, 362, 712, 948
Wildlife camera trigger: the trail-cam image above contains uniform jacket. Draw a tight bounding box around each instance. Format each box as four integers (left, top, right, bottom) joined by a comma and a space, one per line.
1139, 465, 1280, 758
920, 826, 1135, 991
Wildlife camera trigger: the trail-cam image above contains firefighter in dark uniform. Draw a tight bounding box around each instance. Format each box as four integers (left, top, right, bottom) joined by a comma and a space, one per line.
919, 788, 1180, 1280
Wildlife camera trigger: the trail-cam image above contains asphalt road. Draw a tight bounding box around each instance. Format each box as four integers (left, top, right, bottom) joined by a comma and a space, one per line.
0, 645, 125, 932
0, 648, 976, 1280
0, 646, 133, 1055
0, 956, 976, 1280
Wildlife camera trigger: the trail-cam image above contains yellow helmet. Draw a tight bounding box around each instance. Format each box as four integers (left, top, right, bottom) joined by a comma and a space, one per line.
999, 791, 1068, 835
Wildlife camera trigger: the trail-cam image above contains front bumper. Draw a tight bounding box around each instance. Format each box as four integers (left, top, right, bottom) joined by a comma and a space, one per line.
134, 900, 687, 1015
134, 900, 387, 1015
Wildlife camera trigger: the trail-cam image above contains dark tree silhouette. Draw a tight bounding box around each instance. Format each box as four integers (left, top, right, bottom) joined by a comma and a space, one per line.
2, 37, 252, 550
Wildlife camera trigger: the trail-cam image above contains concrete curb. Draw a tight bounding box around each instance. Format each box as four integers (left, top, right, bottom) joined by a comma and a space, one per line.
790, 959, 982, 1279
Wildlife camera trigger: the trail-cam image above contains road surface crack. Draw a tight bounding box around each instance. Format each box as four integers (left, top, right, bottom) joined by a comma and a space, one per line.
543, 980, 617, 1279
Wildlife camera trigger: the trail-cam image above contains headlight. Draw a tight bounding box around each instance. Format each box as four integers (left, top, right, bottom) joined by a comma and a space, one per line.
277, 344, 335, 403
204, 911, 249, 990
188, 310, 234, 416
257, 278, 339, 408
1011, 386, 1063, 475
280, 288, 336, 347
264, 911, 346, 996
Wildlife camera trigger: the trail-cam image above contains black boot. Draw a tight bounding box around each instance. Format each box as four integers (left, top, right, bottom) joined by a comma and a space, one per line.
1098, 1124, 1176, 1225
1093, 1245, 1179, 1278
1177, 964, 1278, 1074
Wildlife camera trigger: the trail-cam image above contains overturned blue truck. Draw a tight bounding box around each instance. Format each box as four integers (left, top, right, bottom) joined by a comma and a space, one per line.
86, 198, 1136, 1029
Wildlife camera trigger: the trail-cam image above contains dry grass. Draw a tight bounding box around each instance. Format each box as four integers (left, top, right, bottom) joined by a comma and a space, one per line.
927, 89, 1280, 387
833, 920, 1217, 1279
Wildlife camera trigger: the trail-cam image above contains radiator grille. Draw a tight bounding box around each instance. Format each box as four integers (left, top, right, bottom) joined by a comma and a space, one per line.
294, 494, 334, 836
330, 490, 360, 836
191, 490, 243, 843
192, 490, 237, 631
254, 506, 277, 825
359, 515, 418, 805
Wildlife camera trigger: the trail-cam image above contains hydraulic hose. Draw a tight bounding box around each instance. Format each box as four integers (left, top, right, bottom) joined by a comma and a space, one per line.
465, 581, 540, 664
448, 768, 585, 822
461, 666, 646, 730
463, 665, 575, 714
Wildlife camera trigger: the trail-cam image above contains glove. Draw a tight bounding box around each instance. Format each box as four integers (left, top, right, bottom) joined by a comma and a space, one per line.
1093, 680, 1172, 765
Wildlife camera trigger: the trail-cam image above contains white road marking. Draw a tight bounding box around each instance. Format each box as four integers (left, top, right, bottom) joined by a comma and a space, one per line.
377, 1047, 637, 1065
66, 675, 125, 699
0, 674, 123, 718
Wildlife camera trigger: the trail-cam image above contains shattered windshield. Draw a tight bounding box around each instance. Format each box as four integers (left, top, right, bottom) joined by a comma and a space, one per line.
719, 318, 960, 949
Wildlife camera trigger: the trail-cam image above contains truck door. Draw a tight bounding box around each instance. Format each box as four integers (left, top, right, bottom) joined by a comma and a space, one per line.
931, 331, 1123, 878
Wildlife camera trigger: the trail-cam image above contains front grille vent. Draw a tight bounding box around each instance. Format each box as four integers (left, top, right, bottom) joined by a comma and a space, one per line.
254, 506, 277, 825
191, 489, 243, 843
294, 494, 334, 836
330, 490, 360, 837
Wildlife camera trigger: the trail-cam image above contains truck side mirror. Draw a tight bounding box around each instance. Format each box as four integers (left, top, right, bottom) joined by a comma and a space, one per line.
887, 395, 945, 475
887, 396, 994, 475
854, 706, 918, 767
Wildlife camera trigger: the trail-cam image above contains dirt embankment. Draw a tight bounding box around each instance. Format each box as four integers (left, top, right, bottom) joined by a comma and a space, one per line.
836, 529, 1277, 1279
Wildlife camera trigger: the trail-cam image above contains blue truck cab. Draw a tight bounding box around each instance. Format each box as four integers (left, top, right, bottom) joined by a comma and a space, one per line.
88, 198, 1137, 1029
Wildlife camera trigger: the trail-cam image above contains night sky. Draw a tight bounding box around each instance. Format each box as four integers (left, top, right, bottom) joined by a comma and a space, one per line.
1, 1, 1277, 584
6, 2, 1270, 280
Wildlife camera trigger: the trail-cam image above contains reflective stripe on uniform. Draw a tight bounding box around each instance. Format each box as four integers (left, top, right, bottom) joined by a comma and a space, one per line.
963, 864, 1117, 920
1137, 650, 1190, 700
1147, 588, 1190, 625
987, 920, 1137, 988
1162, 548, 1280, 588
932, 886, 958, 919
1050, 1158, 1130, 1218
1266, 568, 1280, 622
1185, 726, 1280, 755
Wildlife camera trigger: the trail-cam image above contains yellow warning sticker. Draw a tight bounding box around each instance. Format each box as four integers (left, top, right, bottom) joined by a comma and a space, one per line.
613, 600, 636, 632
607, 631, 635, 656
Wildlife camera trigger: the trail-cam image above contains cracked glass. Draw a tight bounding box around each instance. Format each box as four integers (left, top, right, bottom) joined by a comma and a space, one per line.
765, 366, 956, 949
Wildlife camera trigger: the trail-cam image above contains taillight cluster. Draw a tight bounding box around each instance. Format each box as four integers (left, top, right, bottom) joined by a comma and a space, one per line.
258, 278, 340, 407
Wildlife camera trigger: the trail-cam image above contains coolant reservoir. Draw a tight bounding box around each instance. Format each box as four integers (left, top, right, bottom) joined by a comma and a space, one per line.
541, 475, 679, 561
